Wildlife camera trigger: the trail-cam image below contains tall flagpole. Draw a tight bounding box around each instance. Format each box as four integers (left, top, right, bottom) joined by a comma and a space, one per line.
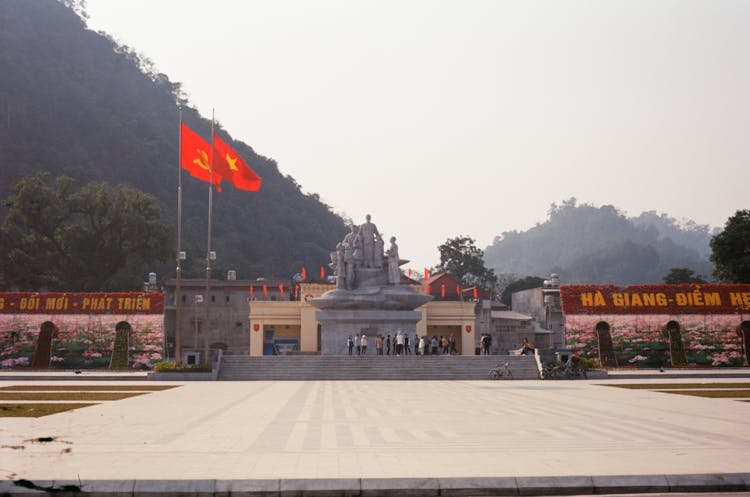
204, 109, 215, 366
175, 109, 184, 365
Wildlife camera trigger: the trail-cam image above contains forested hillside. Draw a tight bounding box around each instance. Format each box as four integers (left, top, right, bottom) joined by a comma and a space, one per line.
0, 0, 347, 282
484, 199, 714, 285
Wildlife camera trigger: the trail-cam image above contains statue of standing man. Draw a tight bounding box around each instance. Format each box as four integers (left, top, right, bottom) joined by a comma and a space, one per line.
360, 214, 383, 268
342, 225, 358, 289
387, 236, 400, 285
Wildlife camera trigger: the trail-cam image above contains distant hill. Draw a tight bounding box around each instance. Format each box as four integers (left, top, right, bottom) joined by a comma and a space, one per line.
484, 199, 714, 285
0, 0, 348, 282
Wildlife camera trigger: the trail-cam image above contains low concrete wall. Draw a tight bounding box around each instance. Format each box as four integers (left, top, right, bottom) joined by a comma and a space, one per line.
146, 371, 213, 381
2, 473, 747, 496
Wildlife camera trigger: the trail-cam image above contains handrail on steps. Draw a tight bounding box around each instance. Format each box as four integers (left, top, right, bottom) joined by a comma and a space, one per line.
212, 348, 223, 381
533, 349, 543, 378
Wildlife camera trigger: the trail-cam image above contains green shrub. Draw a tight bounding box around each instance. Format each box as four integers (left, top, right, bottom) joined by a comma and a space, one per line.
153, 361, 211, 372
577, 357, 601, 369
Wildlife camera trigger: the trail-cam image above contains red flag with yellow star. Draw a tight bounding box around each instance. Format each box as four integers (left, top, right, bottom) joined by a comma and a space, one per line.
213, 134, 262, 191
180, 123, 222, 190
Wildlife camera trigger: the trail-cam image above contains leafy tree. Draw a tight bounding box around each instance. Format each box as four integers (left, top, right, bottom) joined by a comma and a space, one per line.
663, 267, 706, 284
0, 173, 173, 291
436, 236, 497, 291
500, 276, 545, 306
494, 272, 520, 300
710, 210, 750, 283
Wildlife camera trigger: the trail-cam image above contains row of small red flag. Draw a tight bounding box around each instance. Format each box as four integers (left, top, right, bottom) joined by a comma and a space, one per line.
424, 284, 479, 299
180, 123, 262, 192
418, 268, 479, 298
299, 266, 326, 281
250, 283, 302, 299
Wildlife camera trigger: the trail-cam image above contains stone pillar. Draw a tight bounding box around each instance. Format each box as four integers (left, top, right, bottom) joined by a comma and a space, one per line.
109, 323, 131, 369
461, 321, 475, 356
316, 309, 424, 355
31, 322, 55, 369
300, 305, 319, 352
250, 320, 263, 356
416, 304, 428, 337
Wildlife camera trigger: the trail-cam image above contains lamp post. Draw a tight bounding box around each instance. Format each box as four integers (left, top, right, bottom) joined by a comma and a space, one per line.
204, 251, 215, 367
193, 294, 203, 361
175, 251, 185, 364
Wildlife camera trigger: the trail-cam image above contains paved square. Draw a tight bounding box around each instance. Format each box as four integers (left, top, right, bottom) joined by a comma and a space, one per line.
1, 379, 749, 481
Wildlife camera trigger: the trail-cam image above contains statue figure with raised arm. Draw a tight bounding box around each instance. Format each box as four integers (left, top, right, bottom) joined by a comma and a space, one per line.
387, 236, 400, 285
360, 214, 383, 268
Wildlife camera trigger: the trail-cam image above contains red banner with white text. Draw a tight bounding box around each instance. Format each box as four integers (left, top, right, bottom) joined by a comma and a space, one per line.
0, 293, 165, 315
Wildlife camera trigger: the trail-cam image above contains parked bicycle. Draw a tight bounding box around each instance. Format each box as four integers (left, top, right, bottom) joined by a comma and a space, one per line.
488, 362, 512, 379
541, 359, 587, 380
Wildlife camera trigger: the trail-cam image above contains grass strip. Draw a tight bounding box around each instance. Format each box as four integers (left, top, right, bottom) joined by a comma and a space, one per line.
0, 385, 176, 392
657, 389, 750, 398
0, 403, 96, 417
0, 392, 147, 401
602, 383, 750, 390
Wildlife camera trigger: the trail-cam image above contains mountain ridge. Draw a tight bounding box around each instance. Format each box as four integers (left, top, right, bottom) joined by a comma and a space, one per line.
484, 199, 714, 285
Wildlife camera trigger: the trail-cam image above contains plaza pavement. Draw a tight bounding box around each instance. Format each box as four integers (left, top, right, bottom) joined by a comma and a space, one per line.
1, 375, 749, 495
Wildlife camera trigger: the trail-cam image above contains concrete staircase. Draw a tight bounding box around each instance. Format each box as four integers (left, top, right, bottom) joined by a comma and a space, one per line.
216, 354, 539, 381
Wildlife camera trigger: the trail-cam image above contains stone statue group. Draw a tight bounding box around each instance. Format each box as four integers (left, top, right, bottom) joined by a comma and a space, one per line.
331, 214, 400, 290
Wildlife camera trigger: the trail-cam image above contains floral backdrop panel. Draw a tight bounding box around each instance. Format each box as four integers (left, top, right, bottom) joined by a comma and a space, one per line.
564, 312, 746, 367
0, 314, 164, 369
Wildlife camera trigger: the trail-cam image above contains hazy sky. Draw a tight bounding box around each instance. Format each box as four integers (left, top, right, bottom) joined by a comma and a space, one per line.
84, 0, 749, 272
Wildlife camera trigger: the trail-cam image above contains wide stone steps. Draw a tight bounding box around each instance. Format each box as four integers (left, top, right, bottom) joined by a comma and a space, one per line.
216, 355, 539, 381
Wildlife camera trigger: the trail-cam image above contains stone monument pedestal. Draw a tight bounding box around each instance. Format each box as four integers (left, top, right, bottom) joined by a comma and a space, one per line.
317, 309, 423, 355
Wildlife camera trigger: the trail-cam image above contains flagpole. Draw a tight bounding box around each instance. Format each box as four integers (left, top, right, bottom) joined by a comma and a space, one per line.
175, 109, 184, 365
204, 109, 215, 367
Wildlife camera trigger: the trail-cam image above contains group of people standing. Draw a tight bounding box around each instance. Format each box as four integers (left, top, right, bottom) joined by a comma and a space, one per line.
347, 332, 458, 356
345, 332, 534, 357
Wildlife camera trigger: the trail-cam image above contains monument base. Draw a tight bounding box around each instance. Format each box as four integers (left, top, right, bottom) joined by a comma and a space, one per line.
316, 309, 423, 355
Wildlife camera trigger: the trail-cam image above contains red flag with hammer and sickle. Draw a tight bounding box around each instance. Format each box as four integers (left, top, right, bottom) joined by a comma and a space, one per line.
180, 123, 222, 191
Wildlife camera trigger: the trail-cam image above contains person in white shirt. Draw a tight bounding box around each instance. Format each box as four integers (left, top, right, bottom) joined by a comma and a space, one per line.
395, 331, 405, 356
